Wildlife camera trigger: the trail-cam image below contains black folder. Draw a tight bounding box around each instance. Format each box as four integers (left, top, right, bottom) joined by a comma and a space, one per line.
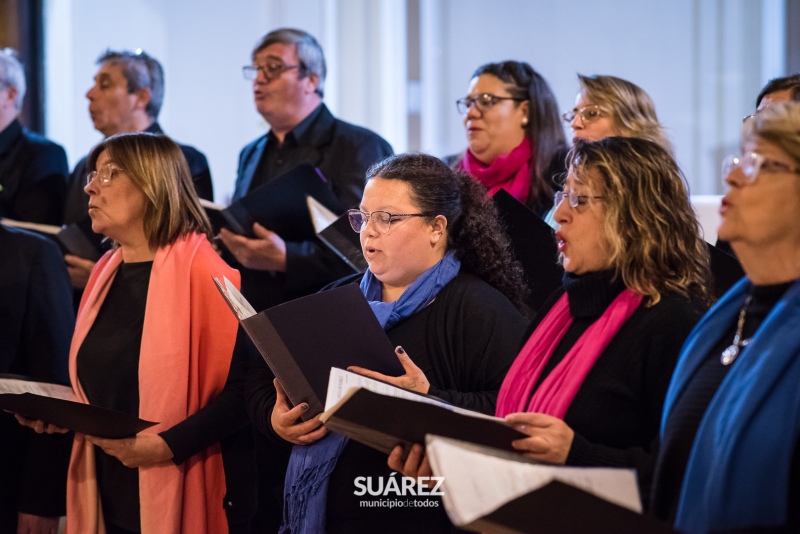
321, 387, 526, 455
317, 212, 368, 272
491, 189, 563, 313
0, 393, 157, 439
218, 283, 404, 419
220, 164, 344, 239
471, 481, 675, 534
1, 216, 108, 261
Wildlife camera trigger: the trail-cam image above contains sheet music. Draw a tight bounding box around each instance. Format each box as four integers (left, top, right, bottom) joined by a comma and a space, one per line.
426, 436, 642, 527
0, 378, 77, 402
322, 368, 502, 423
213, 276, 257, 319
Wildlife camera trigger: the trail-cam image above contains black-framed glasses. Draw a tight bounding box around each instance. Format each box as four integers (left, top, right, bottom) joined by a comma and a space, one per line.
86, 163, 125, 187
562, 104, 605, 124
347, 209, 429, 234
455, 93, 526, 115
554, 190, 604, 208
242, 62, 301, 81
721, 151, 800, 186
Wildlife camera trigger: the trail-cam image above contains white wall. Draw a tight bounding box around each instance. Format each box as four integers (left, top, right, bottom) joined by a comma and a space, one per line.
44, 0, 787, 202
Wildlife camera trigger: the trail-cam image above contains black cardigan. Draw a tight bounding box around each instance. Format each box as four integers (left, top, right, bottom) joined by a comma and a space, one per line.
521, 271, 706, 504
246, 272, 527, 533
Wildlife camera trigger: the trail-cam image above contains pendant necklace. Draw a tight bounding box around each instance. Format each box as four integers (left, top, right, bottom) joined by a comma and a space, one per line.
721, 295, 753, 366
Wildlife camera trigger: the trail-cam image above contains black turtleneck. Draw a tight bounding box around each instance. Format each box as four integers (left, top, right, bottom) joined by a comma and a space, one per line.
521, 270, 707, 506
651, 281, 796, 527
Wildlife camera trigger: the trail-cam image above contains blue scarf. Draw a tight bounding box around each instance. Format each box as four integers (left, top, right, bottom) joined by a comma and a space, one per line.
661, 277, 800, 533
281, 252, 461, 533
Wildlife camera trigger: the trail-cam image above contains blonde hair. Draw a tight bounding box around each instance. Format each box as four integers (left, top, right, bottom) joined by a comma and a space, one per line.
570, 137, 712, 305
578, 74, 672, 154
87, 132, 212, 249
744, 101, 800, 166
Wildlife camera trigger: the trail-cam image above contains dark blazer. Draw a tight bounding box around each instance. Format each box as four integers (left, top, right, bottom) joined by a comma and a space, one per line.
232, 104, 393, 312
0, 120, 69, 225
0, 225, 75, 524
63, 122, 214, 225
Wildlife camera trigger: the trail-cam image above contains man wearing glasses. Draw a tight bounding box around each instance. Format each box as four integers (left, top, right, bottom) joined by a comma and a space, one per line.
219, 28, 392, 312
63, 49, 215, 289
219, 28, 391, 533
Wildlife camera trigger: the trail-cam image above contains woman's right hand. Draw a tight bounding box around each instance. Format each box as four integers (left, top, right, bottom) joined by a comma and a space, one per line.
271, 379, 327, 445
13, 413, 69, 434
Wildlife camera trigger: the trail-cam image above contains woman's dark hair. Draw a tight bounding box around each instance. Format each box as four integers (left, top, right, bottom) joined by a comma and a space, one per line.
367, 153, 529, 311
472, 61, 568, 213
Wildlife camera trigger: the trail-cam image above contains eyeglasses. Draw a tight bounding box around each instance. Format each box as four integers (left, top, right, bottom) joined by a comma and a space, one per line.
455, 93, 526, 115
86, 164, 125, 187
242, 62, 301, 81
347, 209, 429, 234
562, 104, 605, 124
721, 151, 800, 185
554, 190, 604, 208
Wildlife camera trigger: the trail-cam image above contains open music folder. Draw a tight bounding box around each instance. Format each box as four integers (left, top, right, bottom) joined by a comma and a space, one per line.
0, 375, 157, 438
319, 368, 526, 455
214, 277, 403, 419
425, 436, 675, 534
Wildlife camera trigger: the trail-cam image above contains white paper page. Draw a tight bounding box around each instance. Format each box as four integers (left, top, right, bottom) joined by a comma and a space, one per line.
0, 378, 77, 402
199, 198, 227, 211
322, 368, 504, 424
307, 196, 338, 234
213, 276, 257, 319
1, 218, 61, 235
426, 436, 641, 527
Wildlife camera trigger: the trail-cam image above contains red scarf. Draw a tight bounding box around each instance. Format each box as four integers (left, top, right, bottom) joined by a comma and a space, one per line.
66, 233, 239, 534
459, 139, 532, 205
496, 289, 643, 419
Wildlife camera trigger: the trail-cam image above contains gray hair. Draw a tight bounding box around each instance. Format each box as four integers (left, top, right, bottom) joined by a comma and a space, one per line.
0, 48, 26, 111
252, 28, 326, 97
744, 101, 800, 168
97, 49, 164, 119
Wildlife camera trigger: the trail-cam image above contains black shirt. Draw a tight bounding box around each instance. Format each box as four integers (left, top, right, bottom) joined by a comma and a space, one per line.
77, 261, 152, 532
651, 282, 794, 526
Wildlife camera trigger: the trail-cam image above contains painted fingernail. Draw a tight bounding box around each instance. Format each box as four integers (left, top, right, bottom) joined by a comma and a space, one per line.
397, 346, 405, 354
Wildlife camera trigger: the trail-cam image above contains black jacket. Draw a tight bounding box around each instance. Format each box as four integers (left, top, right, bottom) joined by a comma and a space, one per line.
0, 225, 75, 523
0, 120, 69, 225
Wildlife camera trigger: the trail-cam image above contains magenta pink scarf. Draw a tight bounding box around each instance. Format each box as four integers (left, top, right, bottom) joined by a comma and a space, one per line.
459, 139, 532, 205
496, 289, 643, 419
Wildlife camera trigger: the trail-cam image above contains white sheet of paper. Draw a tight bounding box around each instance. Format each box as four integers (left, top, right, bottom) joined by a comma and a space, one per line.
322, 368, 503, 424
214, 276, 257, 319
307, 195, 339, 234
0, 378, 77, 402
426, 435, 642, 527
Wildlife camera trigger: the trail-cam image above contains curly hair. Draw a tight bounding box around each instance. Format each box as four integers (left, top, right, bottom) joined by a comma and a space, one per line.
88, 132, 212, 249
366, 153, 529, 311
577, 74, 672, 154
472, 61, 568, 212
569, 137, 712, 305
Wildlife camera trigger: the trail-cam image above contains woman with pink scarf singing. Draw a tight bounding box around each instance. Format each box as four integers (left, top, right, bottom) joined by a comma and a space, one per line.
448, 61, 568, 217
393, 137, 712, 508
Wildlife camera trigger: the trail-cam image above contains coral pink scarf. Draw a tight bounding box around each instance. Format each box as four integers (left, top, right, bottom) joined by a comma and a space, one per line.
66, 233, 240, 534
459, 139, 532, 205
496, 289, 643, 418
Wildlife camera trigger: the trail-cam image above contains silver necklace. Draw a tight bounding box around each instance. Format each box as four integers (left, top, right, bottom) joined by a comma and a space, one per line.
721, 295, 753, 366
